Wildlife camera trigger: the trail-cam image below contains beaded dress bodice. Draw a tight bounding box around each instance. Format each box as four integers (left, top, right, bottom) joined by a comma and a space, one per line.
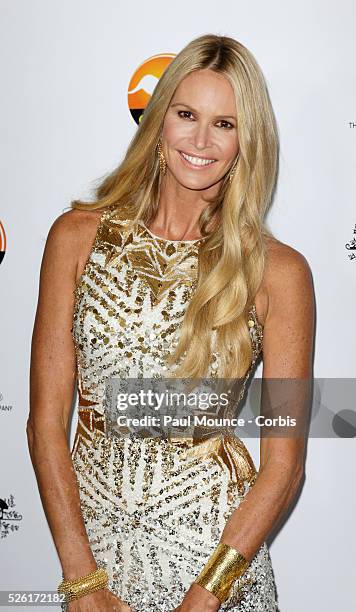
71, 204, 263, 470
72, 206, 263, 392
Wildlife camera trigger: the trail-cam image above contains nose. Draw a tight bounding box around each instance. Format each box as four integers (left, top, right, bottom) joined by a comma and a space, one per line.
191, 121, 211, 150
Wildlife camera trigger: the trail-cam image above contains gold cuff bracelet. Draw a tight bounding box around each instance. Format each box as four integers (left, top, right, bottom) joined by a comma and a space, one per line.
57, 567, 109, 603
194, 542, 250, 603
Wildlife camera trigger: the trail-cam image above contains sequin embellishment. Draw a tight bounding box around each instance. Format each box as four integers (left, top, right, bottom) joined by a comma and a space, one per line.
66, 205, 279, 611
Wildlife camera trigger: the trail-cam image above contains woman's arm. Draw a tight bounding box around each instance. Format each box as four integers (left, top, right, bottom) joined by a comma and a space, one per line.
27, 210, 131, 612
27, 209, 102, 579
176, 240, 315, 611
218, 241, 315, 557
28, 208, 134, 612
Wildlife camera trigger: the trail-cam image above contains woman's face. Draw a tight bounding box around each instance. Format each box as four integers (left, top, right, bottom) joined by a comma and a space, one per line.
161, 68, 239, 191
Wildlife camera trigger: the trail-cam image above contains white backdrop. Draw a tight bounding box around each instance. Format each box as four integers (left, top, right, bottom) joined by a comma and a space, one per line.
1, 1, 355, 610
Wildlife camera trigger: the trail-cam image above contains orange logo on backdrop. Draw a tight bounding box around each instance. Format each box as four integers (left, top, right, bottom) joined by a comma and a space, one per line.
128, 54, 175, 125
0, 221, 6, 265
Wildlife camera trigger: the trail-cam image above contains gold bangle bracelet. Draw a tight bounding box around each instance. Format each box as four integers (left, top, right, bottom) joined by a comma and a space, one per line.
58, 567, 109, 603
194, 542, 250, 603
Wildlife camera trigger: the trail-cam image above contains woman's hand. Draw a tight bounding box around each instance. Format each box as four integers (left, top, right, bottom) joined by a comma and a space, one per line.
67, 587, 131, 611
173, 583, 220, 612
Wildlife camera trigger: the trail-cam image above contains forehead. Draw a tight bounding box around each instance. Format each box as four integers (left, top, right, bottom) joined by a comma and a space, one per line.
171, 69, 236, 114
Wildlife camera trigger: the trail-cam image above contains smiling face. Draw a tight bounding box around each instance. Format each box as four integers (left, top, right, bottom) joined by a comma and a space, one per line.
160, 68, 239, 191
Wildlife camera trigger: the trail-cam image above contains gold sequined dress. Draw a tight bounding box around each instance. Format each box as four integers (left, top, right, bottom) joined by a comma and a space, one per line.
67, 205, 279, 611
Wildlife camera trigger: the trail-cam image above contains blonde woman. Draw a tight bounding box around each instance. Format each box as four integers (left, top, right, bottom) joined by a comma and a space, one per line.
27, 34, 314, 611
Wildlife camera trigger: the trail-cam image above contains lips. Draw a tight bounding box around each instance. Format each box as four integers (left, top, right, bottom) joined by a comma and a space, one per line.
178, 151, 217, 169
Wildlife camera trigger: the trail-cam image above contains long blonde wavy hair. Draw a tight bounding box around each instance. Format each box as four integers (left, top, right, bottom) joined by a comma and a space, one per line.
71, 33, 279, 380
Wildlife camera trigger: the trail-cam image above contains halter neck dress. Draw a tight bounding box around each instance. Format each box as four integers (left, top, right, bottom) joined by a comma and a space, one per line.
66, 204, 279, 611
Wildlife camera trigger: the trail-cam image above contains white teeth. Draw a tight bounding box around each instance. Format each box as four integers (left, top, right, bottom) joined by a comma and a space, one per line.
180, 152, 216, 166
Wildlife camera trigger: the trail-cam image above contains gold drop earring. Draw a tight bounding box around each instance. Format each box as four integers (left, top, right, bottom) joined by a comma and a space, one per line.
228, 154, 240, 183
157, 139, 167, 176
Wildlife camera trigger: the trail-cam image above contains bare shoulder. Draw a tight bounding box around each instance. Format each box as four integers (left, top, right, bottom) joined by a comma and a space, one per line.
48, 207, 104, 246
46, 207, 106, 282
255, 236, 314, 327
258, 237, 315, 378
265, 235, 312, 280
266, 235, 314, 322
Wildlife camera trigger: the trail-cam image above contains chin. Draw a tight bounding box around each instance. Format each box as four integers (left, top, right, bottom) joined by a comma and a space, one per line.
172, 170, 218, 189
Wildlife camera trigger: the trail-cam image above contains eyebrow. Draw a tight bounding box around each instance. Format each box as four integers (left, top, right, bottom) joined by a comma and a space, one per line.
170, 102, 237, 121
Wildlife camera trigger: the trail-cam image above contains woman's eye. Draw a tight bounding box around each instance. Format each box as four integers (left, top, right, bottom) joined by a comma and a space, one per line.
217, 120, 234, 130
178, 110, 194, 120
177, 111, 234, 129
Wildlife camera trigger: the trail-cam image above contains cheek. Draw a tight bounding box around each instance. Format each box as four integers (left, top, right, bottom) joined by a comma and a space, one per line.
218, 134, 239, 159
161, 117, 185, 146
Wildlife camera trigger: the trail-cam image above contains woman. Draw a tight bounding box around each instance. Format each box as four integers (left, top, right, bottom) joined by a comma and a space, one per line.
27, 34, 314, 611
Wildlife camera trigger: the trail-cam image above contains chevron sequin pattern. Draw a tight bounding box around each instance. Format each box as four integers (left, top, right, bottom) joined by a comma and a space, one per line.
66, 205, 279, 611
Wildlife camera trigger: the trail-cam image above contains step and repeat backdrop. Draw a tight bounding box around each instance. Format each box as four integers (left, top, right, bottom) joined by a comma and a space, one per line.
1, 1, 355, 611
